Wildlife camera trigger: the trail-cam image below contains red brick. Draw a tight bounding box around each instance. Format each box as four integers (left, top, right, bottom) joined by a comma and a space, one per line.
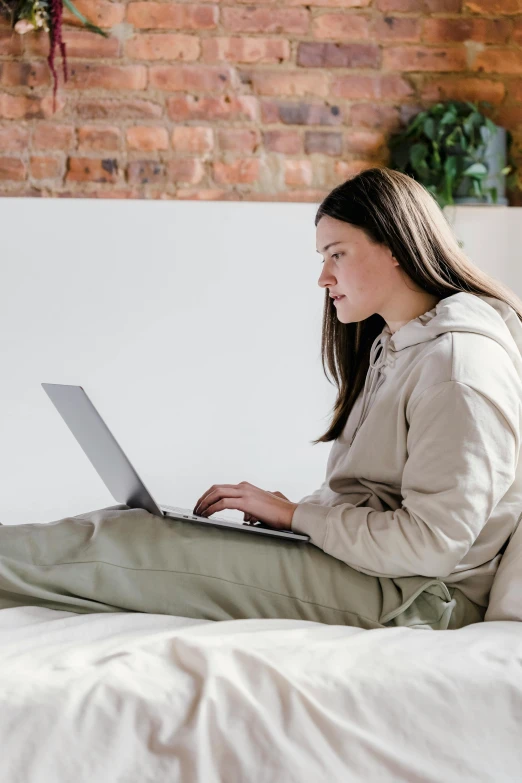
246, 190, 328, 204
285, 160, 313, 187
56, 189, 141, 199
167, 158, 205, 183
66, 157, 119, 183
176, 189, 232, 201
509, 80, 522, 101
344, 129, 388, 155
126, 126, 169, 151
349, 103, 402, 131
167, 95, 257, 122
429, 0, 463, 7
289, 0, 371, 5
304, 131, 343, 155
127, 2, 217, 29
260, 100, 344, 126
0, 156, 25, 180
262, 130, 302, 154
64, 64, 147, 91
0, 30, 22, 56
372, 17, 421, 41
423, 19, 510, 44
33, 124, 75, 149
149, 65, 233, 92
62, 0, 125, 27
201, 37, 291, 64
247, 70, 329, 97
313, 13, 370, 40
78, 126, 121, 151
331, 74, 414, 99
75, 100, 163, 119
474, 49, 522, 74
421, 77, 506, 103
125, 34, 200, 60
464, 0, 522, 12
213, 159, 259, 184
217, 129, 259, 153
172, 126, 214, 153
297, 42, 380, 68
495, 106, 522, 125
0, 187, 41, 197
513, 20, 522, 46
30, 155, 63, 179
0, 125, 29, 151
335, 159, 379, 179
127, 160, 166, 184
377, 0, 461, 9
24, 29, 120, 58
0, 94, 64, 119
222, 7, 309, 34
0, 61, 49, 87
260, 0, 371, 8
383, 46, 467, 71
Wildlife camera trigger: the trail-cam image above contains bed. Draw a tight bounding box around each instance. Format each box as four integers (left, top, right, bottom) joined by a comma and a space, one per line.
1, 605, 521, 782
2, 195, 522, 781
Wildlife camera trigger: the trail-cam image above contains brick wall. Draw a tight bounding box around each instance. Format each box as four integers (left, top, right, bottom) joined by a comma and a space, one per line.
0, 0, 521, 202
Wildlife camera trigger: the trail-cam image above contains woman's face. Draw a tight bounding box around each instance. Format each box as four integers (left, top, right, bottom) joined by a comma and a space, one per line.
316, 215, 397, 325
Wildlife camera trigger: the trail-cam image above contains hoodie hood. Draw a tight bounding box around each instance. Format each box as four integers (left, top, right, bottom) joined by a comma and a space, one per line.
349, 291, 522, 446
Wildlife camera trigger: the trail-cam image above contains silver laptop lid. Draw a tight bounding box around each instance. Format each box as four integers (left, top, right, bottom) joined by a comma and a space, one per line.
42, 383, 163, 518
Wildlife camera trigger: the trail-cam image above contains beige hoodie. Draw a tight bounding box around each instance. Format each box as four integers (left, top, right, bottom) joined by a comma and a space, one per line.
291, 292, 522, 608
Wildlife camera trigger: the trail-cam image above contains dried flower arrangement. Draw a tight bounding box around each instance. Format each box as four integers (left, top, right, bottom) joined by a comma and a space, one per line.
1, 0, 108, 110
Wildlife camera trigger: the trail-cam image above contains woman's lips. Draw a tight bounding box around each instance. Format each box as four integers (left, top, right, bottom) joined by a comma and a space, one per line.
333, 295, 345, 303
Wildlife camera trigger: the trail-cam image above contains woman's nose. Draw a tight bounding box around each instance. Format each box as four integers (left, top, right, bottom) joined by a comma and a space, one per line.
318, 268, 333, 288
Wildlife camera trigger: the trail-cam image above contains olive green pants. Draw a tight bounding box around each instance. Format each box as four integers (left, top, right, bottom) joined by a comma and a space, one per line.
0, 504, 485, 630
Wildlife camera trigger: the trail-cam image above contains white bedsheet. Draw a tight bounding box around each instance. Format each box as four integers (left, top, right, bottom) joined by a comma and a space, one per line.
0, 608, 521, 783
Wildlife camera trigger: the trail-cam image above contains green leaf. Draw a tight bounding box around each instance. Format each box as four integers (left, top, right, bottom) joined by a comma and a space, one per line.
423, 117, 435, 139
463, 162, 487, 177
441, 110, 457, 125
444, 157, 458, 178
62, 0, 109, 37
410, 142, 428, 169
485, 117, 497, 135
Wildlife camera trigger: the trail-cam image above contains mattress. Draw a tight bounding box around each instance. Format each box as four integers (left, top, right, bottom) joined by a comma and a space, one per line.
1, 607, 521, 782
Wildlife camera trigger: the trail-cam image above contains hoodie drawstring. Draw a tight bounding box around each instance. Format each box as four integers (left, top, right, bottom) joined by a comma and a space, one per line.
350, 331, 392, 446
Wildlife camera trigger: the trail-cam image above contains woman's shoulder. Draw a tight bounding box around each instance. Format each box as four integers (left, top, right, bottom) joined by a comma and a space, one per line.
404, 330, 522, 420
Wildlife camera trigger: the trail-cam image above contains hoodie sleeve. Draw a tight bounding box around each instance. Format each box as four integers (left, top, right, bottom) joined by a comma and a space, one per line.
290, 381, 520, 578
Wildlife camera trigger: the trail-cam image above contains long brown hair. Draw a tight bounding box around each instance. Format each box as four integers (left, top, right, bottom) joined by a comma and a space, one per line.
312, 166, 522, 444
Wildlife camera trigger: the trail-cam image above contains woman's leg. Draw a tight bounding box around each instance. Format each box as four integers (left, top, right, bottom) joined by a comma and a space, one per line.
0, 505, 470, 630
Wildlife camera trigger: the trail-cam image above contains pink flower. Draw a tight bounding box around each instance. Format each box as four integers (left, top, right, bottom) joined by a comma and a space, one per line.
14, 19, 35, 34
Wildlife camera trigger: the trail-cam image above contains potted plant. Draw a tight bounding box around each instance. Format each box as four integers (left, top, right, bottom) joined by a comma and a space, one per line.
388, 100, 521, 209
0, 0, 108, 111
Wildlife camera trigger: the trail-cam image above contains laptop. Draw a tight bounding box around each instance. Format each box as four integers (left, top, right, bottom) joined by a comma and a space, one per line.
41, 383, 310, 543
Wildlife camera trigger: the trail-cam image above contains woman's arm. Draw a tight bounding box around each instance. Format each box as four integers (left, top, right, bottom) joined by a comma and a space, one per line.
291, 381, 520, 578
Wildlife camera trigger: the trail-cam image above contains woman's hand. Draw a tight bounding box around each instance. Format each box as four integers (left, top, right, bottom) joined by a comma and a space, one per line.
193, 482, 297, 530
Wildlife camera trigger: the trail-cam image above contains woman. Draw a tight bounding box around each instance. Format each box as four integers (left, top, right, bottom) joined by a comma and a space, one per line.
2, 167, 522, 630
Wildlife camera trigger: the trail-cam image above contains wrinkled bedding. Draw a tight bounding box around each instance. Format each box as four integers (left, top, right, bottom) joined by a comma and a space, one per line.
1, 607, 521, 783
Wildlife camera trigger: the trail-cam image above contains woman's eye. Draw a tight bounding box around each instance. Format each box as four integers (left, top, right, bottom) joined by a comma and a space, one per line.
321, 252, 342, 265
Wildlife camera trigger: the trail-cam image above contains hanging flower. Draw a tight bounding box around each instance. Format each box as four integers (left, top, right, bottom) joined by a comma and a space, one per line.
1, 0, 109, 111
